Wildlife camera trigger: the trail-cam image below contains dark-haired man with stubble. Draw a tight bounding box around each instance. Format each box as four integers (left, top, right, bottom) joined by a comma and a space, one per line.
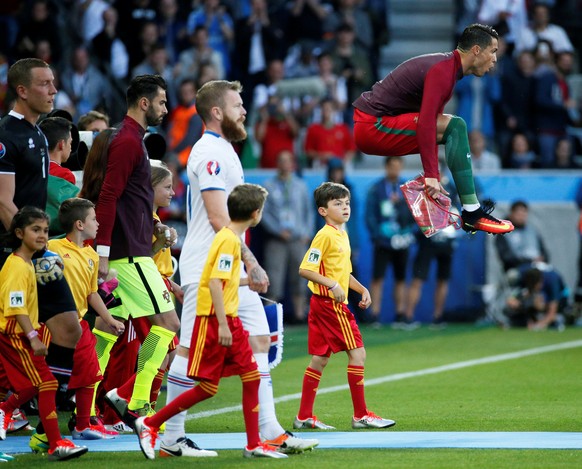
96, 75, 180, 429
353, 24, 514, 235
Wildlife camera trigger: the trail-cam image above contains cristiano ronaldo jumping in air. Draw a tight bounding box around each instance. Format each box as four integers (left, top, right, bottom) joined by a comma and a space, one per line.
353, 23, 514, 235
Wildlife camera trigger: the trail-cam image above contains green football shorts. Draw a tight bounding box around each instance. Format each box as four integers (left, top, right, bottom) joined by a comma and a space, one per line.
108, 256, 174, 321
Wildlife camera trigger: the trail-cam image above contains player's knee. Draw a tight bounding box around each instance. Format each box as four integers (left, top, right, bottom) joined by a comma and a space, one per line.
47, 311, 82, 345
448, 116, 467, 134
155, 310, 180, 332
249, 334, 270, 353
311, 355, 328, 370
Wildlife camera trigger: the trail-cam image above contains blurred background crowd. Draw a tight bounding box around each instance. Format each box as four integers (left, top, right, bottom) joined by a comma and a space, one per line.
1, 0, 582, 328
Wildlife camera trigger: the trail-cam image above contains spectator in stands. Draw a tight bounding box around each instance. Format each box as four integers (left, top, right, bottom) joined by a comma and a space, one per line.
51, 69, 76, 120
196, 61, 220, 87
477, 0, 528, 54
78, 0, 110, 44
324, 0, 374, 63
132, 43, 172, 81
363, 0, 391, 66
0, 1, 21, 61
15, 0, 63, 65
454, 71, 501, 144
166, 78, 204, 168
77, 110, 110, 132
286, 0, 332, 48
469, 130, 501, 171
175, 25, 225, 84
365, 157, 415, 327
498, 50, 536, 160
33, 39, 54, 66
553, 0, 582, 70
516, 2, 574, 56
91, 6, 130, 81
283, 43, 319, 79
495, 200, 549, 273
313, 51, 348, 118
186, 0, 234, 76
554, 137, 577, 169
556, 51, 581, 127
329, 22, 374, 123
127, 20, 160, 73
405, 214, 459, 331
133, 44, 176, 108
504, 266, 569, 331
60, 45, 111, 120
254, 94, 300, 169
156, 0, 189, 65
114, 0, 157, 39
233, 0, 286, 107
508, 132, 538, 169
304, 97, 356, 169
261, 150, 314, 324
532, 39, 571, 168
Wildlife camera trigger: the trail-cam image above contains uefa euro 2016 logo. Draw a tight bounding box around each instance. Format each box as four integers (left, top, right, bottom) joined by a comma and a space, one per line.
207, 161, 221, 175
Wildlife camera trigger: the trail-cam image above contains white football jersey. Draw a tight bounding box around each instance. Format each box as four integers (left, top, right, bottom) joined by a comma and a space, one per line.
178, 131, 244, 285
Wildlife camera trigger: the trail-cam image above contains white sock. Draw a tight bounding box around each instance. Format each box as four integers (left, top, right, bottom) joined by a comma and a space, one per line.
255, 352, 285, 440
463, 203, 480, 212
162, 354, 195, 446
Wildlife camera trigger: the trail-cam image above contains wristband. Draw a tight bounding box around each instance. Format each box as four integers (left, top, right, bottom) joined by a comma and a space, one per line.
96, 245, 110, 257
26, 330, 39, 340
329, 282, 338, 291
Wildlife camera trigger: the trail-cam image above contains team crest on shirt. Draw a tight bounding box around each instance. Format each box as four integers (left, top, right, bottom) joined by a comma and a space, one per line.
28, 138, 35, 149
9, 291, 25, 308
306, 248, 321, 264
88, 259, 95, 271
0, 142, 5, 159
218, 253, 233, 272
207, 161, 221, 175
162, 289, 171, 303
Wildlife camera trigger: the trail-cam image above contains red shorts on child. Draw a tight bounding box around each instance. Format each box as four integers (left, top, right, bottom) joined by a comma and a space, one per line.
188, 315, 257, 382
307, 295, 363, 357
0, 332, 56, 391
69, 319, 102, 390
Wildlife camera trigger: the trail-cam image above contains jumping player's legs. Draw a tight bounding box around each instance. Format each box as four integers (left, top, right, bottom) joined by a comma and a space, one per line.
353, 109, 479, 204
354, 109, 513, 235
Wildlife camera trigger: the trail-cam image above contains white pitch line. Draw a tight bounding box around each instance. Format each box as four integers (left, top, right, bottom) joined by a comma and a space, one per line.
186, 339, 582, 421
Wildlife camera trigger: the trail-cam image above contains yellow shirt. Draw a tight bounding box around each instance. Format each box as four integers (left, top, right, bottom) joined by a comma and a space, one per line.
152, 212, 173, 278
0, 254, 39, 334
48, 238, 98, 319
196, 227, 241, 317
300, 224, 352, 303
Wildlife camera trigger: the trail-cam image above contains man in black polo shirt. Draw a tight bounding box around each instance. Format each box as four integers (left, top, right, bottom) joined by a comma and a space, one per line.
0, 58, 85, 457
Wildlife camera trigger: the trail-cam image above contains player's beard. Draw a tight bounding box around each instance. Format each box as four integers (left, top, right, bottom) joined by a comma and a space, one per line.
145, 107, 164, 127
221, 113, 247, 143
